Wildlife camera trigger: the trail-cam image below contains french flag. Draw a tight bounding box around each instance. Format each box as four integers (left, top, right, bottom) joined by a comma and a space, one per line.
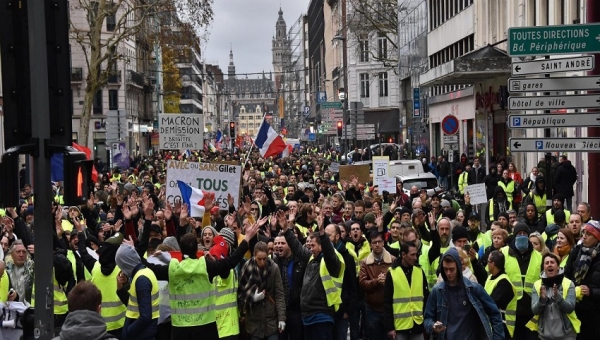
254, 119, 287, 158
177, 181, 206, 217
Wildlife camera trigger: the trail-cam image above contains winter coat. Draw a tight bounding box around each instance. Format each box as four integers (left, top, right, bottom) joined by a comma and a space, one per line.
52, 310, 118, 340
359, 250, 393, 312
241, 260, 286, 338
554, 161, 577, 197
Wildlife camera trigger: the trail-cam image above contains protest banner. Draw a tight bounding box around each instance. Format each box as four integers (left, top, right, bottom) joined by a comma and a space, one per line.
166, 160, 242, 210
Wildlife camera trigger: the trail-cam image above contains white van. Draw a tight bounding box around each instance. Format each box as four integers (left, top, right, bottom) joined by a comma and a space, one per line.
388, 160, 425, 178
396, 172, 440, 196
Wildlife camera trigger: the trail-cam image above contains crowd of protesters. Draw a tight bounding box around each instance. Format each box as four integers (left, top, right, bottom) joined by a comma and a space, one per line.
0, 146, 596, 340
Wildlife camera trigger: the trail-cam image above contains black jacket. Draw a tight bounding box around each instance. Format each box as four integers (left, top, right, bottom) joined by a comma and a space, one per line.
468, 166, 486, 185
564, 244, 600, 315
272, 252, 306, 313
335, 240, 357, 319
554, 160, 577, 197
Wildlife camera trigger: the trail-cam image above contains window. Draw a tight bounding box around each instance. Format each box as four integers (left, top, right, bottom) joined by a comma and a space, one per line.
93, 90, 103, 114
377, 34, 388, 60
109, 90, 118, 110
360, 73, 370, 98
378, 72, 388, 97
359, 36, 369, 62
106, 3, 116, 31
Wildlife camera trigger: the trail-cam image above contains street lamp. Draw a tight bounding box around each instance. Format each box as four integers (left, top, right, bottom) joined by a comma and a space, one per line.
332, 0, 348, 158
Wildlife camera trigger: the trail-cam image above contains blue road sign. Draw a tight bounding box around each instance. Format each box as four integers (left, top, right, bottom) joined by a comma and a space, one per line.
536, 141, 543, 150
308, 133, 316, 141
317, 92, 327, 103
512, 117, 521, 127
413, 88, 420, 117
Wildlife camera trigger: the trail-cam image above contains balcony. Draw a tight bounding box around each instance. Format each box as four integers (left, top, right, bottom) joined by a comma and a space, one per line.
71, 68, 83, 82
126, 69, 145, 87
107, 70, 121, 84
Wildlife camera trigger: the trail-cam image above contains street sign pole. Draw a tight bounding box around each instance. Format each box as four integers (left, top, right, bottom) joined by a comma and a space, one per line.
508, 76, 600, 92
509, 113, 600, 128
508, 94, 600, 110
511, 56, 594, 76
508, 23, 600, 57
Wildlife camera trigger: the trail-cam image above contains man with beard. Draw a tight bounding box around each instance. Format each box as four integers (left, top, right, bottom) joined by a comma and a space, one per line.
77, 232, 127, 338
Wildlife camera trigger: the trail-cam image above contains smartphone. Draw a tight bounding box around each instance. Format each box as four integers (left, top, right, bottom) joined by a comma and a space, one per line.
464, 244, 471, 253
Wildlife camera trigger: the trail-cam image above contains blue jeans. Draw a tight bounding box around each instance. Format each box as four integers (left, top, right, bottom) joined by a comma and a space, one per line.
304, 322, 333, 340
333, 316, 349, 340
365, 306, 385, 340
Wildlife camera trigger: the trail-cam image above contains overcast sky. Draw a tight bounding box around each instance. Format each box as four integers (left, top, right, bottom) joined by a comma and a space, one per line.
203, 0, 309, 77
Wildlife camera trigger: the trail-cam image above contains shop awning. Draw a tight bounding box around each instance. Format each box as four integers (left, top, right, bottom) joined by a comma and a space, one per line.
419, 45, 511, 87
364, 109, 400, 133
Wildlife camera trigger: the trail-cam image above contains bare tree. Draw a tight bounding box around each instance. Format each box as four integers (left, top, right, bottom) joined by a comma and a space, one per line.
70, 0, 213, 146
347, 0, 399, 74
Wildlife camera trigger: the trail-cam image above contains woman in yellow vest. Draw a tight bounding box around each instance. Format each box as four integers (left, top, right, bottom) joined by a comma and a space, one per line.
528, 253, 580, 340
238, 241, 286, 339
484, 250, 517, 339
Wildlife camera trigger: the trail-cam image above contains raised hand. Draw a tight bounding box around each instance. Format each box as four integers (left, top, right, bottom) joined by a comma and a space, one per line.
164, 202, 173, 220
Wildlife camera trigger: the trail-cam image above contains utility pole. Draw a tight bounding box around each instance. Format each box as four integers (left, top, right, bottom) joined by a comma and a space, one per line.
588, 0, 600, 214
342, 0, 349, 157
28, 0, 54, 338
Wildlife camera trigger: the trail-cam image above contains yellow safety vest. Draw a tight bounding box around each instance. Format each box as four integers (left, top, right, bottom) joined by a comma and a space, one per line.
427, 246, 449, 289
545, 209, 571, 226
110, 174, 121, 183
484, 273, 517, 337
67, 250, 92, 281
91, 263, 126, 331
214, 269, 239, 337
126, 268, 159, 320
526, 278, 581, 334
31, 272, 69, 315
497, 181, 515, 202
390, 266, 424, 330
344, 243, 359, 278
0, 271, 9, 300
529, 192, 547, 216
501, 246, 542, 299
311, 249, 345, 312
458, 172, 469, 195
168, 257, 215, 326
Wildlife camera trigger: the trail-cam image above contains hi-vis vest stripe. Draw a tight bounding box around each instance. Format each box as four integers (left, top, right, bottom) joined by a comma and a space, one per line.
214, 269, 239, 337
168, 257, 216, 326
526, 278, 581, 334
311, 249, 345, 312
91, 262, 126, 330
31, 276, 69, 315
391, 266, 424, 330
126, 268, 160, 320
484, 273, 517, 337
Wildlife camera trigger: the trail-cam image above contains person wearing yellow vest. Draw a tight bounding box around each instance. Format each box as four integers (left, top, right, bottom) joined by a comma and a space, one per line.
528, 253, 580, 340
485, 187, 512, 228
140, 224, 260, 340
500, 222, 542, 340
238, 241, 286, 339
497, 170, 516, 203
424, 248, 505, 340
51, 281, 120, 340
458, 165, 470, 196
384, 241, 429, 340
544, 194, 571, 226
484, 250, 517, 339
77, 232, 127, 338
281, 213, 344, 340
115, 244, 159, 340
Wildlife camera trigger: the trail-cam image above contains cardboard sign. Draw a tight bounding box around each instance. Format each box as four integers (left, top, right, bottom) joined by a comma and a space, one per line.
166, 160, 241, 210
339, 164, 370, 184
464, 183, 487, 205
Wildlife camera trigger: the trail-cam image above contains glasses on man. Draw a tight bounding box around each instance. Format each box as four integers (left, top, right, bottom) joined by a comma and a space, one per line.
351, 228, 361, 231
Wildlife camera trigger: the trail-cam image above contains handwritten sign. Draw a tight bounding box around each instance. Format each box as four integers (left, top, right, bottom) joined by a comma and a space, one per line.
329, 162, 340, 173
464, 183, 487, 205
166, 160, 242, 210
372, 156, 396, 193
159, 114, 204, 150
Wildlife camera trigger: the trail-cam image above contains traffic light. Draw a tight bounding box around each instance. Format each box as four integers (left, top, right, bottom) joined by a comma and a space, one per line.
337, 121, 343, 137
63, 150, 94, 205
229, 122, 236, 138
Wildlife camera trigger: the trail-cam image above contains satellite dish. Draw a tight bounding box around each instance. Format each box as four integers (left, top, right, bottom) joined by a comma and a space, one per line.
181, 75, 191, 87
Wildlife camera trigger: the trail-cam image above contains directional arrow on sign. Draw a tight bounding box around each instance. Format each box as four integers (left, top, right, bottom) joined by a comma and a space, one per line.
508, 76, 600, 93
511, 56, 594, 76
509, 113, 600, 128
508, 94, 600, 111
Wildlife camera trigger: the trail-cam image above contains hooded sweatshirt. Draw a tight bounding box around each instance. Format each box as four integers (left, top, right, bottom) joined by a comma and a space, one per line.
440, 248, 483, 340
115, 245, 141, 278
51, 310, 118, 340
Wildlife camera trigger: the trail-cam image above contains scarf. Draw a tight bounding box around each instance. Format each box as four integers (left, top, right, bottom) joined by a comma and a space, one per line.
573, 243, 600, 284
238, 256, 273, 311
554, 244, 571, 262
